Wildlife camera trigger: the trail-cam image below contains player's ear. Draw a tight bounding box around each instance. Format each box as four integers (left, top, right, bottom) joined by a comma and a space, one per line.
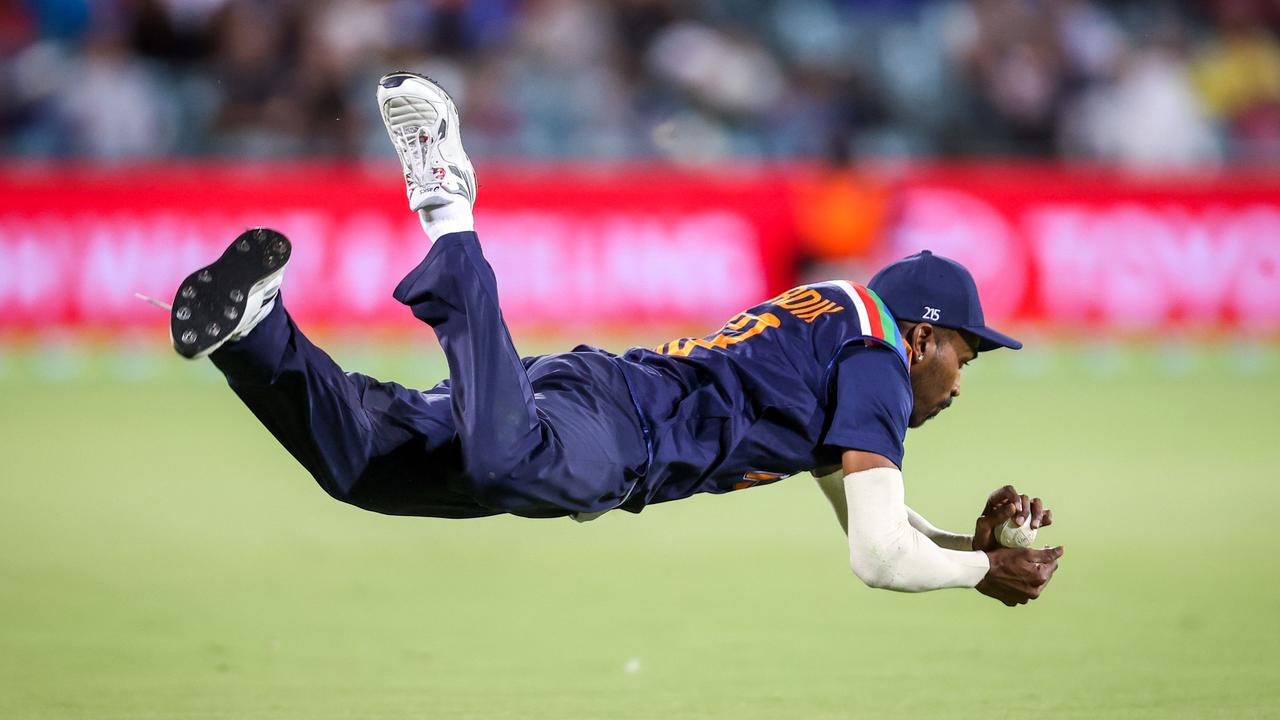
898, 321, 923, 365
909, 323, 935, 362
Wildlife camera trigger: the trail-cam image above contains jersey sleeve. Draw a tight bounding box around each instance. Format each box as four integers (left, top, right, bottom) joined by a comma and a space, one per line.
821, 344, 913, 468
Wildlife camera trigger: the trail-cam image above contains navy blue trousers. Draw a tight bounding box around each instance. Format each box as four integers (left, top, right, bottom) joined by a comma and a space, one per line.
210, 232, 650, 519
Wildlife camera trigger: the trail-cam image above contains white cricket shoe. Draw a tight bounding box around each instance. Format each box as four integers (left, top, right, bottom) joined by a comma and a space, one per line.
377, 71, 477, 214
169, 228, 290, 360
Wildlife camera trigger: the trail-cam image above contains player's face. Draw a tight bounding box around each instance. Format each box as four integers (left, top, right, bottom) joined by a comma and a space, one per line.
908, 328, 978, 428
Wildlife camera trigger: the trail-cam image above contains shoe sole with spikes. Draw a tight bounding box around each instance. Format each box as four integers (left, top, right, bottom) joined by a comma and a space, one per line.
170, 228, 291, 360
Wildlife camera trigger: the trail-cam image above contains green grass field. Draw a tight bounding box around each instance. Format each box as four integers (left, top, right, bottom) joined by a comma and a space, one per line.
2, 340, 1279, 719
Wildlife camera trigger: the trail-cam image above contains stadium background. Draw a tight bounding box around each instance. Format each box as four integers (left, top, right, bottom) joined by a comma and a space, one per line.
2, 1, 1279, 718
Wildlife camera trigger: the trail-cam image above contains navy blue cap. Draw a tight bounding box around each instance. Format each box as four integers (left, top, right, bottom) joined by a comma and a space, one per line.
868, 250, 1022, 352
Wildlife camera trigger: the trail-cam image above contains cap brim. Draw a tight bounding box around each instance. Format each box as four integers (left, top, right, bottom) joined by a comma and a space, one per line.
965, 324, 1023, 352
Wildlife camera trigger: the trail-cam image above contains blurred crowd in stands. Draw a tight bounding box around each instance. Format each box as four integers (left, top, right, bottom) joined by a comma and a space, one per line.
1, 0, 1279, 167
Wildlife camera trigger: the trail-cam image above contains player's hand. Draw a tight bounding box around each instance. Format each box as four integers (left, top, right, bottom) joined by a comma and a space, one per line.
972, 485, 1054, 552
976, 545, 1064, 606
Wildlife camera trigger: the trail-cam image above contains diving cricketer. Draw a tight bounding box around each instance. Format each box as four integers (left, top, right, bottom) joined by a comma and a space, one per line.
167, 72, 1063, 607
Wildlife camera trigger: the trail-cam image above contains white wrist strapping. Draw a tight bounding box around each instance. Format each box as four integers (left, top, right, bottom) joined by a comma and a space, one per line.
815, 469, 974, 551
844, 467, 989, 592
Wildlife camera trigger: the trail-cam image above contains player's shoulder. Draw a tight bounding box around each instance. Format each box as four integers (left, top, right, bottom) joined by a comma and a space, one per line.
829, 337, 913, 421
765, 280, 910, 366
756, 282, 853, 325
753, 281, 866, 329
835, 340, 911, 378
765, 280, 891, 328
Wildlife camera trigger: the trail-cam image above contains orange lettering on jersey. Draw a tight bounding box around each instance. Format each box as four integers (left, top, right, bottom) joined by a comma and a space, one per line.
774, 288, 824, 310
659, 312, 781, 357
724, 313, 755, 332
696, 312, 780, 350
669, 338, 700, 356
786, 299, 826, 316
655, 285, 849, 357
793, 299, 843, 323
766, 286, 847, 324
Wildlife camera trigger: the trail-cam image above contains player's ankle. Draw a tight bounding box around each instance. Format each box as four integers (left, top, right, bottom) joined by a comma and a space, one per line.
230, 297, 277, 342
417, 201, 475, 243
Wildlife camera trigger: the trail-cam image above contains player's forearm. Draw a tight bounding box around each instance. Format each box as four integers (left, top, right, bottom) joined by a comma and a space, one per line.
906, 507, 974, 551
844, 468, 989, 592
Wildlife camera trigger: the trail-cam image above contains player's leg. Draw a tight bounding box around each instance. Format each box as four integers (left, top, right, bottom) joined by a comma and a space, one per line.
169, 228, 493, 518
377, 72, 541, 497
394, 231, 644, 515
377, 72, 647, 515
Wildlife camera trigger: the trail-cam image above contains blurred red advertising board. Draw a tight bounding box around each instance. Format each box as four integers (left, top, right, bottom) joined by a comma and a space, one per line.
880, 165, 1280, 334
1, 163, 1278, 335
0, 164, 796, 333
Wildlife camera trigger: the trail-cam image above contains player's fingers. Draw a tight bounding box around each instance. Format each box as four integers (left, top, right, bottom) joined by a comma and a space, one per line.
1040, 509, 1053, 528
1030, 497, 1044, 529
986, 485, 1019, 514
1024, 545, 1054, 563
1029, 546, 1064, 563
1017, 495, 1031, 525
988, 501, 1018, 524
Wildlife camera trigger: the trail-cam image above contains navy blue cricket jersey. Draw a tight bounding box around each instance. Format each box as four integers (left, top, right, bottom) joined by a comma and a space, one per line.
613, 281, 914, 509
